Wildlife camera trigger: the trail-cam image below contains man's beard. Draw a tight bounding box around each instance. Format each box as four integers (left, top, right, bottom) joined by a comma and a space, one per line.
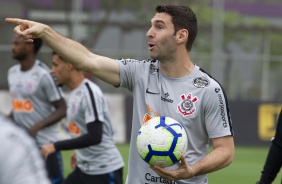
13, 53, 27, 61
150, 51, 166, 61
150, 40, 176, 61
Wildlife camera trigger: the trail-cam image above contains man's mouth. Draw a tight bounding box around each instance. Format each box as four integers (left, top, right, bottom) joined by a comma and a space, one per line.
148, 43, 155, 51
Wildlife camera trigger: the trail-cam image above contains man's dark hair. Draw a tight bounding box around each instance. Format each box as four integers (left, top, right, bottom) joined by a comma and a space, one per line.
52, 51, 63, 59
32, 38, 43, 55
155, 5, 198, 51
52, 51, 79, 71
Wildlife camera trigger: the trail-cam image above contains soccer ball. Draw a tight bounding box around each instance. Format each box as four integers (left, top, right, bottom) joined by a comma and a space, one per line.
136, 116, 188, 168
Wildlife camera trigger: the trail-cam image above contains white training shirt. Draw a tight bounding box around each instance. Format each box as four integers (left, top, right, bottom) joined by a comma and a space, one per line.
0, 114, 51, 184
117, 59, 233, 184
7, 60, 64, 147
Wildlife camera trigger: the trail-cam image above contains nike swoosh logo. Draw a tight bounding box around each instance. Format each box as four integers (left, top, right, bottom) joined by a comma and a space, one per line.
146, 88, 160, 94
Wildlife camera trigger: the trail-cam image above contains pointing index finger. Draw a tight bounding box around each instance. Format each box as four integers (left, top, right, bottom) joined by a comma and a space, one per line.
5, 18, 26, 25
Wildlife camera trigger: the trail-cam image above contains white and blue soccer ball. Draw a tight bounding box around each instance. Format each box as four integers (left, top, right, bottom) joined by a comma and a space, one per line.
136, 116, 188, 168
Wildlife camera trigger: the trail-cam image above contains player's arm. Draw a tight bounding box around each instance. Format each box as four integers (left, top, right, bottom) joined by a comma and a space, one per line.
151, 136, 234, 180
257, 109, 282, 183
41, 120, 103, 159
190, 136, 234, 175
5, 18, 120, 86
29, 98, 66, 136
54, 120, 103, 150
184, 83, 235, 177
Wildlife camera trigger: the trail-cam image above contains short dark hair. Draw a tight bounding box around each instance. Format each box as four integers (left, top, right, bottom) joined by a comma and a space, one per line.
52, 51, 80, 71
52, 51, 63, 59
32, 38, 43, 55
155, 5, 198, 51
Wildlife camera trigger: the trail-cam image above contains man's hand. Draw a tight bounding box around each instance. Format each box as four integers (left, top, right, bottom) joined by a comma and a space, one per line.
150, 156, 195, 181
41, 143, 56, 160
5, 18, 48, 42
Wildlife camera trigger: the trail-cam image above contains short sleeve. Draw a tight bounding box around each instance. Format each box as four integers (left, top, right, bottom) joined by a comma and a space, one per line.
204, 84, 233, 138
41, 73, 63, 102
81, 86, 105, 124
116, 58, 148, 91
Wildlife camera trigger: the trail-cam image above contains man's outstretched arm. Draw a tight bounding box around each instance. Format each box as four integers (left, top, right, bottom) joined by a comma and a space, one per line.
5, 18, 120, 86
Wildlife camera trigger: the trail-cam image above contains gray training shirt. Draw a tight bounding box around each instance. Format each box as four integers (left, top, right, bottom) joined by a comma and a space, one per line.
67, 79, 124, 175
117, 59, 233, 184
8, 60, 64, 147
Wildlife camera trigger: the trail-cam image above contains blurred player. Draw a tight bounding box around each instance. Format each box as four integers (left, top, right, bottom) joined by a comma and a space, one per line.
7, 36, 66, 184
41, 52, 124, 184
0, 113, 51, 184
257, 109, 282, 184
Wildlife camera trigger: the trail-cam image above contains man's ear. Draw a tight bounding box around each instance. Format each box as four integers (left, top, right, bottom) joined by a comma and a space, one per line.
67, 63, 80, 71
176, 29, 188, 44
67, 63, 74, 70
27, 43, 34, 52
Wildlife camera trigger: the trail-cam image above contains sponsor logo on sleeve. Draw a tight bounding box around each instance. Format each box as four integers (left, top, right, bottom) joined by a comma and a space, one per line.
215, 89, 228, 128
120, 59, 146, 65
121, 60, 127, 65
193, 77, 210, 88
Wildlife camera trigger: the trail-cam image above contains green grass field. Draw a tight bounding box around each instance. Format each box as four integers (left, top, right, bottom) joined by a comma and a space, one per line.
61, 144, 282, 184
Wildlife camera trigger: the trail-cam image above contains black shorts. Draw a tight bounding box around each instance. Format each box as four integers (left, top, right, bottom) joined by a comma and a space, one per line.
46, 151, 64, 184
63, 166, 123, 184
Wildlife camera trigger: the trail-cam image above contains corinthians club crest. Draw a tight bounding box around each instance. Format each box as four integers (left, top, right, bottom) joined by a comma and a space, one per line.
177, 93, 198, 117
